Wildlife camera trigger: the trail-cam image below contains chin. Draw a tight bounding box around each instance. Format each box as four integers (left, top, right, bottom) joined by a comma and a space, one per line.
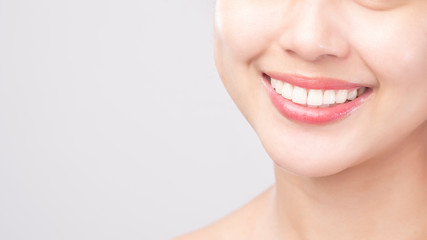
261, 138, 360, 178
272, 155, 353, 178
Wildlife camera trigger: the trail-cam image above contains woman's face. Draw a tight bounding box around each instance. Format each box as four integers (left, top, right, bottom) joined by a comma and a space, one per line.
214, 0, 427, 177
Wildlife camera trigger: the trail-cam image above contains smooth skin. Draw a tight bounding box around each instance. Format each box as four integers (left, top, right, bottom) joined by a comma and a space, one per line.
176, 0, 427, 239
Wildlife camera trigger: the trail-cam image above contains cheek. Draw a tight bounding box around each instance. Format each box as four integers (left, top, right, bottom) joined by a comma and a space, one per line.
352, 12, 427, 107
351, 11, 427, 87
214, 1, 285, 122
350, 13, 427, 147
214, 1, 282, 61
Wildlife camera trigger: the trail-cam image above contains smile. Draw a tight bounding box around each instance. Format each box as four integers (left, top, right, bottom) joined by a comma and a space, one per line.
263, 73, 373, 124
271, 78, 367, 108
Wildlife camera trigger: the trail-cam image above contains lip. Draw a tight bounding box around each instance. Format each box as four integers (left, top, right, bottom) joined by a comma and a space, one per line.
263, 74, 373, 124
266, 72, 367, 90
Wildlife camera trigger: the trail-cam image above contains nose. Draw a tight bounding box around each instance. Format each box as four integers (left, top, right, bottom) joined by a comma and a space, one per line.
279, 1, 350, 62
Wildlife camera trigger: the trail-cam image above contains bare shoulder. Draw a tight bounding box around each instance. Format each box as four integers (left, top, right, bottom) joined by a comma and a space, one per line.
172, 186, 275, 240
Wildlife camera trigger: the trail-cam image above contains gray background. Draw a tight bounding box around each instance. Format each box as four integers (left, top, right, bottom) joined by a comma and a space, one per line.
0, 0, 273, 239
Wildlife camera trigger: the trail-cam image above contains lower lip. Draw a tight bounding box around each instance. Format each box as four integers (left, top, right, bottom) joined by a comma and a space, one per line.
263, 76, 373, 124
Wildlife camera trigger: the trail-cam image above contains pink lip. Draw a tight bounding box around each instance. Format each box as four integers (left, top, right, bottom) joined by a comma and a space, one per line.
267, 72, 364, 90
263, 74, 373, 124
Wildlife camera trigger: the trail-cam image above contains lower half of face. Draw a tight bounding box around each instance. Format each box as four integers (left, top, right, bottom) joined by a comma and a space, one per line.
214, 0, 427, 177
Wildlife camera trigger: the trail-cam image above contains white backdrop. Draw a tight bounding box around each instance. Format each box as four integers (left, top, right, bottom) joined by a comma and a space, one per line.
0, 0, 273, 239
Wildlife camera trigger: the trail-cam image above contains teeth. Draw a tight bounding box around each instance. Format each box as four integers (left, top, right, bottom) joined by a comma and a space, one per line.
275, 80, 284, 94
323, 90, 336, 105
281, 83, 293, 100
347, 89, 357, 100
271, 79, 278, 91
270, 78, 277, 89
270, 78, 367, 108
307, 89, 323, 106
335, 90, 348, 104
292, 86, 307, 105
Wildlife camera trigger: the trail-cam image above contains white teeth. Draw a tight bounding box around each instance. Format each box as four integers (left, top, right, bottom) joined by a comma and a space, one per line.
275, 80, 284, 94
271, 78, 277, 90
323, 90, 336, 105
281, 83, 293, 100
335, 90, 348, 104
292, 86, 307, 105
347, 89, 357, 100
270, 79, 277, 89
307, 89, 323, 106
270, 77, 367, 108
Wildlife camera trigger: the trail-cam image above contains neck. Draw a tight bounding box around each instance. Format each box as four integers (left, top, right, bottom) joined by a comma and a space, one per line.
272, 125, 427, 240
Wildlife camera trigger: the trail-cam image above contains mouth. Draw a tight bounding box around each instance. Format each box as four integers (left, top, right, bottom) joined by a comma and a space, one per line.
263, 73, 373, 124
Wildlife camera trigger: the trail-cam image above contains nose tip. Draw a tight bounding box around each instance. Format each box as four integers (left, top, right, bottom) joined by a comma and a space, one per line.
279, 4, 350, 62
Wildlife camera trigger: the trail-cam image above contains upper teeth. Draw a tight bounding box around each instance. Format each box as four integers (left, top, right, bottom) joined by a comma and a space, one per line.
271, 78, 367, 107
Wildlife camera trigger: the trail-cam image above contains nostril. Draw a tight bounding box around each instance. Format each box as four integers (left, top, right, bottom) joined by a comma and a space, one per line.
285, 49, 297, 56
284, 47, 340, 62
286, 49, 295, 55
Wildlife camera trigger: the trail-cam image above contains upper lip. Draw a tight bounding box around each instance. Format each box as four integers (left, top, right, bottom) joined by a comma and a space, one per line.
265, 72, 370, 90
